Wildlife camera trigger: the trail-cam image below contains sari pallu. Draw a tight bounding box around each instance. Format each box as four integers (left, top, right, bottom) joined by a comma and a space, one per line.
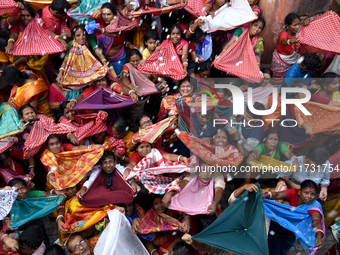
40, 146, 104, 190
0, 189, 17, 221
61, 41, 107, 90
0, 158, 34, 189
157, 94, 192, 121
0, 136, 17, 154
0, 103, 23, 139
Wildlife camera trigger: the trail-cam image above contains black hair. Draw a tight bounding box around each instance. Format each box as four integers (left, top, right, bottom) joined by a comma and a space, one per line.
301, 53, 324, 72
177, 9, 192, 22
71, 25, 87, 39
322, 72, 339, 88
291, 81, 307, 98
263, 128, 281, 142
112, 117, 129, 133
128, 49, 142, 61
191, 27, 206, 43
0, 150, 11, 167
100, 150, 116, 163
45, 134, 62, 147
135, 113, 152, 128
8, 178, 27, 187
18, 226, 45, 249
211, 128, 231, 145
305, 145, 329, 165
285, 13, 300, 26
252, 17, 266, 29
50, 0, 71, 15
133, 141, 152, 152
143, 30, 158, 45
300, 180, 318, 193
245, 102, 265, 119
66, 234, 84, 253
261, 67, 273, 77
101, 3, 117, 15
197, 61, 212, 74
172, 241, 193, 255
59, 101, 70, 116
168, 24, 183, 37
43, 244, 67, 255
22, 3, 36, 18
2, 66, 29, 84
18, 104, 35, 118
0, 30, 9, 52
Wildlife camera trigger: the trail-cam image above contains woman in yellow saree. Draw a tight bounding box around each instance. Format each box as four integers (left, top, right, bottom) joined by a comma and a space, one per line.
2, 66, 54, 119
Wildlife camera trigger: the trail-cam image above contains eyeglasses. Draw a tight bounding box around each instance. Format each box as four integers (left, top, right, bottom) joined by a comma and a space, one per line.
72, 240, 87, 253
141, 119, 152, 127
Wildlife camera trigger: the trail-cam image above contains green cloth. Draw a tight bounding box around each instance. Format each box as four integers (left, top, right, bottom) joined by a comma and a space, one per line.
65, 34, 98, 57
192, 183, 269, 255
68, 0, 109, 24
233, 27, 264, 56
254, 142, 290, 161
26, 190, 45, 198
0, 103, 23, 139
233, 27, 243, 38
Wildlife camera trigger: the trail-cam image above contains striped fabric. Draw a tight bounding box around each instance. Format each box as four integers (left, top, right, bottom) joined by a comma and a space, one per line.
185, 0, 206, 18
0, 0, 17, 16
105, 12, 140, 33
128, 4, 185, 18
126, 63, 158, 96
108, 137, 126, 156
138, 39, 186, 80
23, 114, 75, 159
11, 17, 64, 56
0, 136, 17, 154
40, 146, 104, 190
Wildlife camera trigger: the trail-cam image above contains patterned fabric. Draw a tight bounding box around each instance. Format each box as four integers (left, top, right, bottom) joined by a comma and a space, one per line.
0, 0, 17, 16
0, 158, 34, 189
243, 83, 273, 105
67, 0, 109, 24
157, 94, 192, 121
132, 116, 178, 144
185, 0, 205, 18
105, 12, 140, 33
0, 136, 17, 153
128, 4, 185, 18
138, 208, 187, 234
138, 39, 186, 80
0, 189, 17, 221
249, 155, 296, 172
11, 17, 63, 55
294, 12, 340, 55
108, 137, 126, 156
59, 112, 107, 142
61, 41, 107, 90
0, 103, 23, 139
126, 148, 189, 194
10, 195, 65, 228
23, 114, 75, 159
40, 146, 104, 190
213, 28, 263, 83
195, 34, 213, 62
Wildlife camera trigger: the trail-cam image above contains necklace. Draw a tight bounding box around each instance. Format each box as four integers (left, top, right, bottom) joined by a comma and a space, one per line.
103, 172, 113, 186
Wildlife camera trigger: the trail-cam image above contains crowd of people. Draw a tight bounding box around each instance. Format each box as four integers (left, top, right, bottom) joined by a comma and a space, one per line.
1, 0, 340, 254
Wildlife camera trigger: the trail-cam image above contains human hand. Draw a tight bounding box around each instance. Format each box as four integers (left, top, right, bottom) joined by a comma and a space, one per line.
131, 218, 140, 234
289, 36, 299, 44
66, 101, 76, 110
182, 216, 191, 233
2, 236, 19, 252
60, 40, 69, 51
16, 2, 24, 9
60, 31, 71, 39
3, 218, 18, 231
139, 60, 146, 65
57, 219, 68, 234
76, 186, 87, 199
5, 43, 14, 55
130, 91, 138, 102
319, 187, 328, 201
56, 73, 63, 84
130, 181, 141, 193
314, 236, 323, 249
181, 234, 193, 245
67, 133, 79, 145
162, 192, 173, 208
91, 9, 102, 20
243, 183, 259, 192
207, 202, 217, 215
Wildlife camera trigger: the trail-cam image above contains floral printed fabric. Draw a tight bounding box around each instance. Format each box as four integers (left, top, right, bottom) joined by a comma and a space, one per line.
0, 189, 18, 220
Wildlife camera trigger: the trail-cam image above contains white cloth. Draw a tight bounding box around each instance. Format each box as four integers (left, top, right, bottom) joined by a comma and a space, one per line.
325, 55, 340, 76
94, 209, 149, 255
83, 164, 125, 188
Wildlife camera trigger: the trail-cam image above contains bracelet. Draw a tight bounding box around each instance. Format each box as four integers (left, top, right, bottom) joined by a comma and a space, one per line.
50, 189, 55, 194
48, 170, 55, 175
189, 27, 194, 33
59, 67, 65, 71
28, 165, 35, 169
56, 215, 64, 222
265, 191, 272, 199
121, 155, 126, 161
183, 62, 188, 67
312, 219, 322, 223
291, 156, 298, 161
287, 39, 290, 45
285, 180, 290, 185
183, 215, 190, 221
8, 38, 15, 43
129, 90, 136, 95
101, 59, 107, 62
55, 35, 60, 40
101, 28, 105, 34
132, 139, 137, 144
70, 99, 77, 103
1, 234, 9, 245
13, 63, 16, 68
314, 229, 324, 238
177, 155, 182, 162
151, 249, 157, 255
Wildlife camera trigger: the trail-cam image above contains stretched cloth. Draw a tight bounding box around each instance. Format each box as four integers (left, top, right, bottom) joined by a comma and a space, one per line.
185, 0, 205, 18
73, 87, 134, 110
125, 63, 158, 96
294, 12, 340, 55
213, 28, 263, 83
40, 146, 104, 190
138, 39, 186, 80
0, 0, 18, 16
94, 209, 149, 255
177, 131, 243, 167
23, 0, 76, 11
263, 199, 325, 255
105, 12, 140, 33
126, 148, 189, 194
132, 116, 178, 144
23, 114, 76, 159
169, 176, 213, 215
325, 55, 340, 76
294, 102, 340, 134
0, 136, 17, 153
11, 17, 63, 56
192, 183, 269, 255
10, 195, 65, 228
0, 103, 23, 139
157, 94, 191, 121
195, 34, 212, 62
0, 189, 17, 221
79, 169, 135, 208
199, 0, 256, 33
249, 155, 296, 172
62, 196, 114, 234
67, 0, 109, 24
59, 112, 107, 142
61, 41, 107, 90
138, 208, 187, 234
243, 84, 273, 105
128, 4, 185, 18
108, 137, 126, 156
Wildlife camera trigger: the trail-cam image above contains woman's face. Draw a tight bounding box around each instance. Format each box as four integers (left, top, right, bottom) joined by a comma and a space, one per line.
265, 133, 279, 152
170, 28, 181, 45
136, 142, 152, 158
112, 126, 126, 139
129, 54, 141, 69
100, 156, 116, 175
14, 182, 28, 200
74, 29, 87, 45
248, 0, 259, 5
288, 19, 300, 34
179, 82, 192, 97
47, 137, 62, 154
249, 21, 264, 37
102, 8, 114, 25
299, 187, 316, 204
63, 186, 77, 199
324, 78, 340, 93
215, 0, 226, 7
124, 202, 134, 217
94, 77, 108, 87
153, 197, 165, 213
199, 169, 213, 184
64, 108, 76, 121
20, 10, 33, 27
213, 129, 228, 147
200, 70, 211, 79
21, 106, 37, 123
139, 116, 152, 129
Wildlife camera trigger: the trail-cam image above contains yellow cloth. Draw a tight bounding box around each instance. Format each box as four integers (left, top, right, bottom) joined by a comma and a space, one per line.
142, 48, 151, 60
320, 190, 340, 226
0, 51, 9, 62
123, 131, 134, 158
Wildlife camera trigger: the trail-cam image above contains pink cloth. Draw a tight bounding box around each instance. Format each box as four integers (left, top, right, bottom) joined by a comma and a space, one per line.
48, 84, 65, 102
169, 177, 213, 215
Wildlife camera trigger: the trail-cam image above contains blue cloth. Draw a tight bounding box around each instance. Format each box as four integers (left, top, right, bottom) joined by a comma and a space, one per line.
241, 123, 263, 141
263, 199, 324, 255
192, 115, 217, 138
0, 103, 23, 138
65, 88, 85, 101
111, 50, 127, 77
195, 34, 213, 62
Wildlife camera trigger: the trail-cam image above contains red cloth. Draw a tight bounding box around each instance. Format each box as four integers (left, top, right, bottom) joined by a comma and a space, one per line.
48, 85, 66, 102
276, 31, 294, 55
41, 5, 70, 35
294, 11, 340, 55
285, 188, 319, 215
108, 137, 126, 156
11, 17, 64, 56
0, 0, 18, 16
310, 94, 331, 104
213, 28, 263, 83
81, 87, 95, 97
105, 12, 140, 33
138, 39, 186, 80
129, 150, 166, 164
184, 0, 206, 18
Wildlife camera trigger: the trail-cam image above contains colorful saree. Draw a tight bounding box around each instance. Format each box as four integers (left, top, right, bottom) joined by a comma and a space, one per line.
67, 0, 109, 24
249, 155, 296, 172
10, 195, 65, 228
0, 136, 17, 154
108, 137, 126, 156
40, 146, 104, 190
195, 34, 213, 62
0, 189, 17, 221
185, 0, 206, 18
105, 12, 140, 33
0, 158, 34, 189
157, 94, 192, 121
61, 41, 107, 90
0, 103, 23, 139
0, 0, 18, 16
